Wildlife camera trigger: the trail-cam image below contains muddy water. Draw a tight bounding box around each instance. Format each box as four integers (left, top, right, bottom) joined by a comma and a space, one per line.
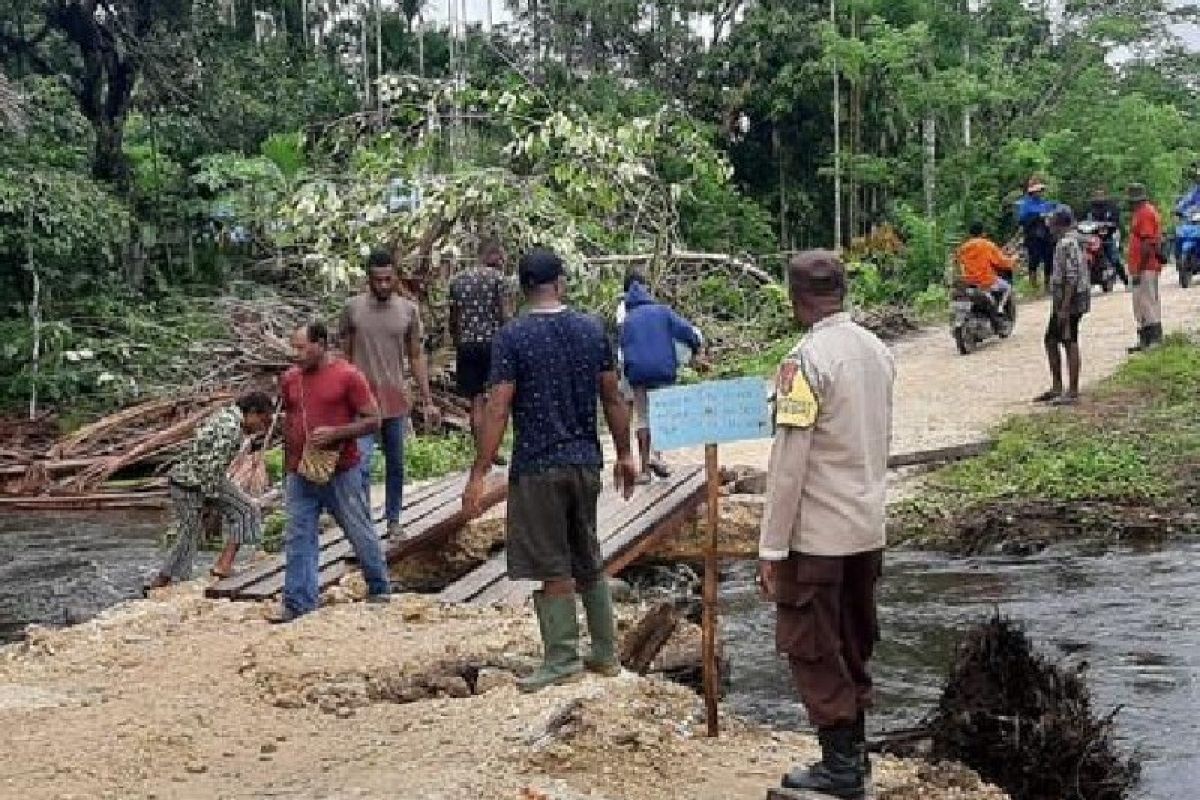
723, 541, 1200, 800
0, 513, 167, 642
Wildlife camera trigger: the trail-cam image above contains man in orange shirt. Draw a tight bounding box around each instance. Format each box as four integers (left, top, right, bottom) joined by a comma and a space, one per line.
1127, 184, 1164, 352
956, 221, 1016, 331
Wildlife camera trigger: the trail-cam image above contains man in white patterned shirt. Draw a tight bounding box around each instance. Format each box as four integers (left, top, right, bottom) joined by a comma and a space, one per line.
1035, 205, 1090, 407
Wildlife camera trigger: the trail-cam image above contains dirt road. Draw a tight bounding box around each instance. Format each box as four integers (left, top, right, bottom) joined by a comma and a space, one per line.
674, 267, 1200, 469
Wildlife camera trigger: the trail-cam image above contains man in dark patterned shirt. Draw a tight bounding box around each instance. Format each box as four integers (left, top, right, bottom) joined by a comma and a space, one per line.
462, 248, 638, 693
145, 391, 274, 589
449, 238, 514, 455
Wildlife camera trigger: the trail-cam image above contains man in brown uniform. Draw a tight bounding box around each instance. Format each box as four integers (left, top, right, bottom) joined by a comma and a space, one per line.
759, 250, 895, 799
340, 249, 439, 536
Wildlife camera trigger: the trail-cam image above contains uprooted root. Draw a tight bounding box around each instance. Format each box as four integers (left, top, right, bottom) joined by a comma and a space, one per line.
925, 615, 1140, 800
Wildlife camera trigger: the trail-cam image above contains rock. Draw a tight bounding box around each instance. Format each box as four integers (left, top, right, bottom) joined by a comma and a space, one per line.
260, 742, 277, 754
428, 675, 471, 698
184, 762, 207, 774
335, 705, 355, 719
475, 668, 517, 695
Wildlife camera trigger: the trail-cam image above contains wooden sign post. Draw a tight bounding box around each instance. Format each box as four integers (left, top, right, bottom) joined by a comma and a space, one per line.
648, 377, 771, 737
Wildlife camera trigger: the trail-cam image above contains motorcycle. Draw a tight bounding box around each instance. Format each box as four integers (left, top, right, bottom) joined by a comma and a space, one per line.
1175, 209, 1200, 288
951, 280, 1016, 355
1076, 219, 1118, 293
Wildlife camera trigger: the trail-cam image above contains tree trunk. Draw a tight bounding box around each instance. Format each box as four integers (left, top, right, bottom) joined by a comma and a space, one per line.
93, 116, 130, 188
923, 112, 936, 220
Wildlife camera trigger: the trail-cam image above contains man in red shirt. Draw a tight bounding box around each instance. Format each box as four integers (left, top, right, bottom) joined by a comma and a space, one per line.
1127, 183, 1164, 352
274, 321, 391, 622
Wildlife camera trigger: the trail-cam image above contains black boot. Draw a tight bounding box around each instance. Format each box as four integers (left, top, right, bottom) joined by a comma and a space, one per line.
1128, 327, 1148, 354
1147, 323, 1164, 347
854, 712, 871, 778
781, 725, 866, 799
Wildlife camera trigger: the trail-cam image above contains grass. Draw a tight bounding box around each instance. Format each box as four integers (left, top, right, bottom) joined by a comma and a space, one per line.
894, 334, 1200, 542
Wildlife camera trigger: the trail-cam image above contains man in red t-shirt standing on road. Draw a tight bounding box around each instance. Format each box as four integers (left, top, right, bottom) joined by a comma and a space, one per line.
273, 322, 391, 622
1127, 183, 1165, 352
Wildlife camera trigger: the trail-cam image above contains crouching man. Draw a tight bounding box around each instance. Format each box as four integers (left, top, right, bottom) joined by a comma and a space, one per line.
759, 250, 895, 799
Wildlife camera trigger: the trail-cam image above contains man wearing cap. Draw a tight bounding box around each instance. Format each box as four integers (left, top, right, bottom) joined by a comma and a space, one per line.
1034, 206, 1089, 406
1015, 178, 1058, 290
1128, 183, 1165, 351
462, 248, 639, 693
758, 250, 895, 799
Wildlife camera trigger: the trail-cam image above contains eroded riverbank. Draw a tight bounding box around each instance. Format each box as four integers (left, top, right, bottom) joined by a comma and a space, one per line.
0, 586, 1005, 800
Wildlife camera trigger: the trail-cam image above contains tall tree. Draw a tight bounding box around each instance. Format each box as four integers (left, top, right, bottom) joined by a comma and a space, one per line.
1, 0, 191, 189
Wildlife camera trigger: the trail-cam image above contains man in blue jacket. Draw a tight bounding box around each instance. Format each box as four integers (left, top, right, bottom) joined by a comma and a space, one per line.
620, 279, 703, 482
1015, 177, 1058, 291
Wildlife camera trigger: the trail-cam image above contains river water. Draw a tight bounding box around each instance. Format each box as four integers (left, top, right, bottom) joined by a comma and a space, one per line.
723, 542, 1200, 800
2, 514, 1197, 798
0, 512, 166, 642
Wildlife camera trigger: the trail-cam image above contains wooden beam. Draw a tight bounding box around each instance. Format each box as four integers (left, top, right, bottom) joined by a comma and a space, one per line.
887, 439, 994, 469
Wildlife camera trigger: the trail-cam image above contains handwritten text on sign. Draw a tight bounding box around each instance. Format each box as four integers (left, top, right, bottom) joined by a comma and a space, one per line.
648, 377, 771, 450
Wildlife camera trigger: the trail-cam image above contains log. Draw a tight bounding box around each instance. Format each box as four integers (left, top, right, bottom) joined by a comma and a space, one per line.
619, 602, 681, 675
0, 491, 168, 510
64, 402, 225, 492
887, 439, 995, 469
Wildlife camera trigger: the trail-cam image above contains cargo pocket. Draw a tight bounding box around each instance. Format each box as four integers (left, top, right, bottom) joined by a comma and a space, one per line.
774, 556, 843, 661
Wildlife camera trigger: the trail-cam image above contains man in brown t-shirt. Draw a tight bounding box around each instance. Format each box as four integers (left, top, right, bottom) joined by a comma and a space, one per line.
340, 249, 439, 535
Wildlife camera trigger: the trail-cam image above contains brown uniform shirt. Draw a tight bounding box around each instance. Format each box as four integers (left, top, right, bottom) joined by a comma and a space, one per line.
339, 293, 423, 420
759, 313, 895, 559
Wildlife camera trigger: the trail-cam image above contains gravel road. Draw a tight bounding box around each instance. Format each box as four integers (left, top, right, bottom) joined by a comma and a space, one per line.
669, 267, 1200, 469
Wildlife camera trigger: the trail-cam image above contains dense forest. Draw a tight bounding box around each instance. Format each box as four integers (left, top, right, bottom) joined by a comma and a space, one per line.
2, 0, 1199, 413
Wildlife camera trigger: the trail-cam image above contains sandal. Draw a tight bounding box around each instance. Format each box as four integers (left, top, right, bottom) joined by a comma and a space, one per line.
209, 568, 233, 580
1032, 390, 1061, 403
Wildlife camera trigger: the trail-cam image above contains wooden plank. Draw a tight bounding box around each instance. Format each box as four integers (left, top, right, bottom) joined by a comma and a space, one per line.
467, 470, 696, 606
224, 488, 462, 600
232, 480, 507, 601
439, 479, 650, 604
470, 467, 706, 607
887, 439, 994, 469
0, 492, 169, 511
206, 472, 472, 599
600, 471, 707, 575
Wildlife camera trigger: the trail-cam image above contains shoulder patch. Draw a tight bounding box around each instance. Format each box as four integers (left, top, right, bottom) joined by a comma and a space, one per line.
775, 361, 819, 428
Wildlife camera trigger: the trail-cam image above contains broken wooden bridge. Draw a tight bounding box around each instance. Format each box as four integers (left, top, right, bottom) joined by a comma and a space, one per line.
206, 464, 708, 605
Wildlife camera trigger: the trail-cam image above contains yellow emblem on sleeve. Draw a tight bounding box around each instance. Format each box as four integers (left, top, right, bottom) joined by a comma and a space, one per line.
775, 362, 818, 428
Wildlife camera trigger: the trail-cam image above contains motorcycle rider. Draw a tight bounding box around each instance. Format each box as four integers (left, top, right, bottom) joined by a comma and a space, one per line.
1015, 177, 1058, 290
956, 221, 1015, 332
1174, 162, 1200, 265
1086, 186, 1130, 287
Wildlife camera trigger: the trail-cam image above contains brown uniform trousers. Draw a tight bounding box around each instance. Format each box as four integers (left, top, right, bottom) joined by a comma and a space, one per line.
774, 550, 884, 728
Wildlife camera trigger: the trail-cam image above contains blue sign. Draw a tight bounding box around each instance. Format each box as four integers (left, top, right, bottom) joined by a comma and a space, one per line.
648, 377, 771, 450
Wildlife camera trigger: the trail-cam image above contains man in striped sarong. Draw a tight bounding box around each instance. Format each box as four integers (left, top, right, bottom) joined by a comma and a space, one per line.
146, 392, 275, 589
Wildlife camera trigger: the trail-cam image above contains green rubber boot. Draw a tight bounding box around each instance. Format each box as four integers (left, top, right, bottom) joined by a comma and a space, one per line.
518, 592, 584, 693
580, 579, 621, 676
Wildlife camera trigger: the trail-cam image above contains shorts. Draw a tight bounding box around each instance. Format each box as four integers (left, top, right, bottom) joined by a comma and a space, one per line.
455, 342, 492, 398
505, 465, 603, 582
629, 383, 667, 431
1044, 312, 1083, 345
